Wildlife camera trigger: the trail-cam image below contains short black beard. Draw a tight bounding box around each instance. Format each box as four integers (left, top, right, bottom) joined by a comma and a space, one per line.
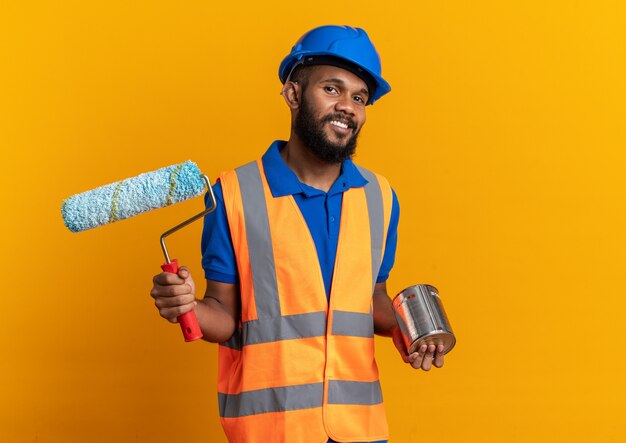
294, 95, 360, 164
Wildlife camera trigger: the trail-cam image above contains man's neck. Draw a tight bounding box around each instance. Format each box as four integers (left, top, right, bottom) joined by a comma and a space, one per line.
280, 136, 342, 193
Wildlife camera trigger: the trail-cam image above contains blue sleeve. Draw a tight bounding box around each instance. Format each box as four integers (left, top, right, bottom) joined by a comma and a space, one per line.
200, 181, 239, 283
376, 188, 399, 283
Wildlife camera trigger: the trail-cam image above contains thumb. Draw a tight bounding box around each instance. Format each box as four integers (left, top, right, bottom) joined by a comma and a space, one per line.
177, 265, 190, 279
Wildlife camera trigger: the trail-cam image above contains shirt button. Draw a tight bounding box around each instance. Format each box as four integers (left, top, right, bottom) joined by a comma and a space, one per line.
330, 216, 335, 223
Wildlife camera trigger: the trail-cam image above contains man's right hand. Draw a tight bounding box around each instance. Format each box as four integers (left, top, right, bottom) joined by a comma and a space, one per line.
150, 266, 197, 323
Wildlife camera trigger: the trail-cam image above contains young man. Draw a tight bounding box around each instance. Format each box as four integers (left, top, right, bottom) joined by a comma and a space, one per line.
150, 25, 444, 443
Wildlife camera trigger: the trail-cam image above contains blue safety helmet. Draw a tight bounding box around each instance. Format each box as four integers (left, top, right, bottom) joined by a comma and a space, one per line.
279, 25, 391, 105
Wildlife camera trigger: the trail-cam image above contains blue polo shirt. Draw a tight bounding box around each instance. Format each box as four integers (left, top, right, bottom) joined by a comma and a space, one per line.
201, 140, 399, 299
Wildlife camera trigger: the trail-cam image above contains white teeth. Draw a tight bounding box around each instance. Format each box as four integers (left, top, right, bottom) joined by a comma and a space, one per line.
330, 120, 349, 129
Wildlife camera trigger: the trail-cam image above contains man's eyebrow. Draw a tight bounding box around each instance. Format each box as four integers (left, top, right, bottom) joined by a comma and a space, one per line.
320, 78, 370, 97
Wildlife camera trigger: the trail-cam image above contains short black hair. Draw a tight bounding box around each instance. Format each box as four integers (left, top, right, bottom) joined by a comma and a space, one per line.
289, 64, 314, 90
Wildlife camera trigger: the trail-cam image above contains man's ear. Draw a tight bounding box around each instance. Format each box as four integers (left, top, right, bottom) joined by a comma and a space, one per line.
281, 81, 302, 110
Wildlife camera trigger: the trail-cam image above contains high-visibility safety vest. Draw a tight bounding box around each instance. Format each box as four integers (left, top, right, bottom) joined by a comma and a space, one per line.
217, 158, 394, 443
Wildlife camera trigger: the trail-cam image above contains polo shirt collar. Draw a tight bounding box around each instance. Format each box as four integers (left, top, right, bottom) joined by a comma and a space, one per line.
262, 140, 368, 198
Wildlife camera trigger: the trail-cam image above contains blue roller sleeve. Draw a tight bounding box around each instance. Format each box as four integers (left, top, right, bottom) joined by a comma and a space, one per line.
62, 160, 206, 232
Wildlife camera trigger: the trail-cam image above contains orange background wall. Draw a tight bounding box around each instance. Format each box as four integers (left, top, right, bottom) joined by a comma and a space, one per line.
1, 1, 625, 442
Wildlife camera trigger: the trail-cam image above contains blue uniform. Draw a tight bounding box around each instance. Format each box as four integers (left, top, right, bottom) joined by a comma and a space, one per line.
201, 140, 398, 443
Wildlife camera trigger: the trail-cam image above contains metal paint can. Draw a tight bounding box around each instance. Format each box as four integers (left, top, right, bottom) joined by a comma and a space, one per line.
392, 284, 456, 355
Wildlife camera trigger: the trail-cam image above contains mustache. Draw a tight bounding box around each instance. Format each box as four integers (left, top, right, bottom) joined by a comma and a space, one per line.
321, 114, 357, 130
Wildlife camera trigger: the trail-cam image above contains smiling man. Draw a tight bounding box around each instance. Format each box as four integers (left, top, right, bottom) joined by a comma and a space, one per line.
150, 25, 445, 443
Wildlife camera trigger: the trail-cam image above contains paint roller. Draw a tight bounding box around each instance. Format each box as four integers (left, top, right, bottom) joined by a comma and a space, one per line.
61, 161, 217, 342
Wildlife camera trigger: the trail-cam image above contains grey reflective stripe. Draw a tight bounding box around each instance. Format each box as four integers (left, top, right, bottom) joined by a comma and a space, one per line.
241, 311, 326, 345
219, 382, 324, 418
219, 311, 327, 350
331, 310, 374, 337
219, 330, 242, 350
355, 166, 384, 293
327, 380, 383, 406
236, 161, 281, 319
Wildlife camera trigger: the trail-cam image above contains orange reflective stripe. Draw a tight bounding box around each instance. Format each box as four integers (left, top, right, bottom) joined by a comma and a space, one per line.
219, 168, 258, 322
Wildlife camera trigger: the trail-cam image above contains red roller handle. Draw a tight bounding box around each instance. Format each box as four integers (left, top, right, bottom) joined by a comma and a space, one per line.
161, 259, 203, 342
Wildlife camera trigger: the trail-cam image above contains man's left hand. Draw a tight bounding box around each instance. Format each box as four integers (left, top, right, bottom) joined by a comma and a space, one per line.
392, 327, 445, 371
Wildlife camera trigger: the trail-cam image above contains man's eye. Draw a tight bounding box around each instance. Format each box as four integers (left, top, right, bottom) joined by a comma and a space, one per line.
353, 96, 365, 103
324, 86, 338, 93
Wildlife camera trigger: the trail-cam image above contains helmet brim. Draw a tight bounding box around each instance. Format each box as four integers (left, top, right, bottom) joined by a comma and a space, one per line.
280, 51, 391, 105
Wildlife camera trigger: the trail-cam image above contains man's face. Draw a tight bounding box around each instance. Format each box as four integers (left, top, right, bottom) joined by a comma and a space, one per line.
294, 65, 369, 164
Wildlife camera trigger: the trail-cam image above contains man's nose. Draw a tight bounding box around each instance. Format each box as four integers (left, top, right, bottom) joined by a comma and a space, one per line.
335, 94, 356, 115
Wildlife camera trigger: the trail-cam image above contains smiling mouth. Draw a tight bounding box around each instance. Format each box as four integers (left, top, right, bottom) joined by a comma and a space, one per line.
330, 120, 349, 129
329, 120, 351, 130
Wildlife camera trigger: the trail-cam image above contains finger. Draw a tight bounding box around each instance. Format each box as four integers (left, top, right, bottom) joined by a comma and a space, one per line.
179, 267, 196, 294
150, 283, 193, 299
410, 344, 427, 369
160, 301, 197, 323
153, 272, 185, 286
168, 283, 194, 296
433, 344, 445, 368
420, 344, 436, 371
154, 292, 196, 309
